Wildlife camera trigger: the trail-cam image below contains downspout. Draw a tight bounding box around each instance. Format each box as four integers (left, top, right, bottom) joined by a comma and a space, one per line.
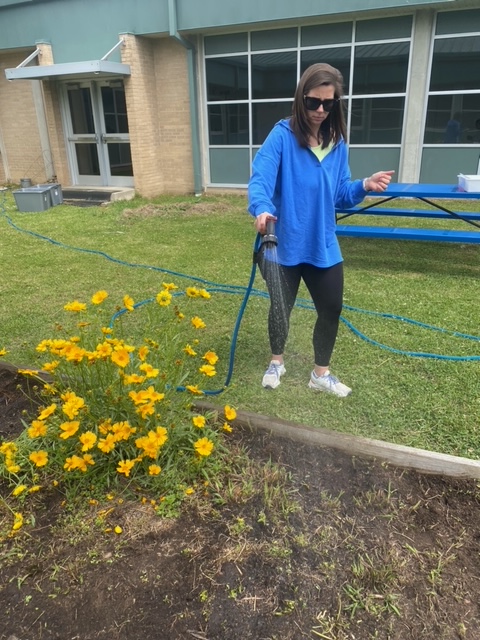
168, 0, 203, 196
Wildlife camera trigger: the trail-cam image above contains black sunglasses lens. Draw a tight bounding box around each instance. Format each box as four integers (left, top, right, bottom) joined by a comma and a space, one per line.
304, 97, 336, 112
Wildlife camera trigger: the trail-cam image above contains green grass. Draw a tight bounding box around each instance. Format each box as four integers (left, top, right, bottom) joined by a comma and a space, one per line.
1, 189, 479, 459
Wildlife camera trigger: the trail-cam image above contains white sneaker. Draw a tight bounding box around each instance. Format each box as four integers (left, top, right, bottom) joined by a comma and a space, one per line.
308, 370, 352, 397
262, 361, 286, 389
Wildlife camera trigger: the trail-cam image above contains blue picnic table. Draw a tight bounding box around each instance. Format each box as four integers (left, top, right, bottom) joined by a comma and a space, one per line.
336, 183, 480, 243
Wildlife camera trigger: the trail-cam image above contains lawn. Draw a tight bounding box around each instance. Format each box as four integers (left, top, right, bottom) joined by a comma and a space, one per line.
1, 189, 479, 459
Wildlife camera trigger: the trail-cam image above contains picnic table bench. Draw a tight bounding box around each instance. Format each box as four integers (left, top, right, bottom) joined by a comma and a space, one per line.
336, 183, 480, 244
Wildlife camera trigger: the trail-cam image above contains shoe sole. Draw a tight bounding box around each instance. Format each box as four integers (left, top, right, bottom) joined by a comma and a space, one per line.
308, 380, 352, 397
262, 379, 281, 390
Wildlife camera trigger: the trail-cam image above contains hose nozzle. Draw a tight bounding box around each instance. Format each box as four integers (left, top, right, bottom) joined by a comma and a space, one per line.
261, 218, 278, 248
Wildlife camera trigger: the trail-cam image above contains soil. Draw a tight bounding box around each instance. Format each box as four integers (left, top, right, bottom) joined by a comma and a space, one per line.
1, 363, 480, 640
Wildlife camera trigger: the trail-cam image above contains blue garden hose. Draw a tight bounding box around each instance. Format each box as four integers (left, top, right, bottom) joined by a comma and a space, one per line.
1, 207, 479, 399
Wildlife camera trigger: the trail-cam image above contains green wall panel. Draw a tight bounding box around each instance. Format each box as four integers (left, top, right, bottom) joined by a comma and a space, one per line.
209, 148, 250, 185
177, 0, 454, 31
348, 147, 401, 182
0, 0, 168, 61
420, 148, 480, 184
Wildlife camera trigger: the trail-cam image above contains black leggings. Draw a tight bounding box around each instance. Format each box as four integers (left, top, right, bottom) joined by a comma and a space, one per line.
260, 259, 344, 367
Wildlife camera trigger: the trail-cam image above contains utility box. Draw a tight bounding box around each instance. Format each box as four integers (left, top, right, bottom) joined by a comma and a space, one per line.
37, 183, 63, 205
13, 186, 52, 212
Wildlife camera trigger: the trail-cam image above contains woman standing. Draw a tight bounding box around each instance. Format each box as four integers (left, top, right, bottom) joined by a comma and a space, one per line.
248, 63, 393, 397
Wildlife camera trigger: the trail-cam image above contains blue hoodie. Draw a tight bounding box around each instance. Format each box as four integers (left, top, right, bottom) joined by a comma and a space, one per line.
248, 118, 368, 268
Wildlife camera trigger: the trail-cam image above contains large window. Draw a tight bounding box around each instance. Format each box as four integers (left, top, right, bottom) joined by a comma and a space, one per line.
204, 17, 412, 185
421, 9, 480, 182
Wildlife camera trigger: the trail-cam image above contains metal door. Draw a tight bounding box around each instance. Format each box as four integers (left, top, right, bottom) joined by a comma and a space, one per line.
63, 80, 134, 187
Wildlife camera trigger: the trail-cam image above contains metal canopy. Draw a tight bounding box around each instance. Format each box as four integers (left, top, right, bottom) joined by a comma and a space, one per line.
5, 39, 130, 81
6, 59, 131, 80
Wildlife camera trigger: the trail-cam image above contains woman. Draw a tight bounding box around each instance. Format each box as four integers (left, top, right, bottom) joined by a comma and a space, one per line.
248, 63, 393, 397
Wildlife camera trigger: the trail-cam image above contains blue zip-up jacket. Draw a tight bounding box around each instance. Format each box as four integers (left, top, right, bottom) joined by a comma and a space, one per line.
248, 118, 368, 268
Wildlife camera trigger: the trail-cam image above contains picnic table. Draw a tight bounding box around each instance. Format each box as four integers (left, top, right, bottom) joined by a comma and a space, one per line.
336, 183, 480, 243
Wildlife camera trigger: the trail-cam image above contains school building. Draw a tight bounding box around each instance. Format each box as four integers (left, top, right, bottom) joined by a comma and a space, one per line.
0, 0, 479, 197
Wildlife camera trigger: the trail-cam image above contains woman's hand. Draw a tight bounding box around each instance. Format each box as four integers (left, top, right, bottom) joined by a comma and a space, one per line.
254, 213, 277, 235
365, 170, 395, 193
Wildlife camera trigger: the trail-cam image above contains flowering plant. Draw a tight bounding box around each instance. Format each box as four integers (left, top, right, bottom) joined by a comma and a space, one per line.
0, 285, 237, 534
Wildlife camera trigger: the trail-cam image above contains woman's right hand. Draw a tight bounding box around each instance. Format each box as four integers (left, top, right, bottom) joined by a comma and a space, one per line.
254, 213, 277, 235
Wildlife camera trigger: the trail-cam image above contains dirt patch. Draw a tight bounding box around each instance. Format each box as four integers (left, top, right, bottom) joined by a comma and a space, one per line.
1, 365, 480, 640
121, 199, 230, 220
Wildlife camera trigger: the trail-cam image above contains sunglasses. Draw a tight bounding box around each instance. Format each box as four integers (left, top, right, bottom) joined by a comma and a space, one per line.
303, 96, 338, 112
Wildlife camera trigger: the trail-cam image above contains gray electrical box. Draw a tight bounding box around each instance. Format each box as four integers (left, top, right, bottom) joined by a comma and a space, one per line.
37, 183, 63, 205
13, 186, 52, 212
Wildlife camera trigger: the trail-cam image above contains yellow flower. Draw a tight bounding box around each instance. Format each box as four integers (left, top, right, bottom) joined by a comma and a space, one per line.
59, 421, 81, 439
199, 289, 211, 299
62, 395, 85, 420
27, 420, 47, 438
138, 346, 149, 361
91, 290, 109, 305
123, 295, 135, 312
64, 300, 87, 312
199, 364, 216, 377
29, 485, 42, 493
12, 512, 23, 532
79, 431, 97, 452
111, 421, 136, 441
98, 433, 116, 454
186, 286, 200, 298
0, 348, 8, 357
114, 526, 123, 534
183, 344, 197, 357
194, 437, 214, 457
111, 348, 130, 368
38, 404, 56, 421
202, 351, 218, 365
156, 290, 172, 307
29, 450, 49, 467
41, 360, 59, 373
186, 384, 204, 396
223, 423, 233, 433
18, 369, 39, 377
139, 363, 159, 378
191, 316, 206, 330
7, 464, 21, 474
185, 487, 195, 495
148, 464, 161, 476
123, 373, 145, 385
224, 405, 237, 421
162, 282, 178, 291
0, 441, 17, 456
117, 459, 135, 477
95, 342, 113, 358
42, 383, 57, 395
192, 415, 206, 428
12, 485, 27, 496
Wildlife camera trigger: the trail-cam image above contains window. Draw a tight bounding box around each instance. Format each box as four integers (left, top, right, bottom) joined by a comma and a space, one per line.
424, 10, 480, 145
204, 17, 412, 185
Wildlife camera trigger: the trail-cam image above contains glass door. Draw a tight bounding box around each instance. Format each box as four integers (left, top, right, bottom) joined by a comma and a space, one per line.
64, 80, 134, 187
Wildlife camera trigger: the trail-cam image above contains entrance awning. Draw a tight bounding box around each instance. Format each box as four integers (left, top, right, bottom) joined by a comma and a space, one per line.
5, 39, 130, 81
6, 60, 131, 80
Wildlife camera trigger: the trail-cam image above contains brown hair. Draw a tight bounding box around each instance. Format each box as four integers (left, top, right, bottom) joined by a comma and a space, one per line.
291, 63, 347, 149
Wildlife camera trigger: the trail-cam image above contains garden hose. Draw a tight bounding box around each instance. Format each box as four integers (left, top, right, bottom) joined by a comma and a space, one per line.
1, 205, 479, 400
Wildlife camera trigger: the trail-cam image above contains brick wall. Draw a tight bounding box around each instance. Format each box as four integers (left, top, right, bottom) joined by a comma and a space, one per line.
122, 34, 194, 197
0, 51, 45, 184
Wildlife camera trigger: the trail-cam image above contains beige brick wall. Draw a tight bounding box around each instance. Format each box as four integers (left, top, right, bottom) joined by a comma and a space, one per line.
1, 36, 197, 196
0, 51, 45, 184
122, 34, 194, 197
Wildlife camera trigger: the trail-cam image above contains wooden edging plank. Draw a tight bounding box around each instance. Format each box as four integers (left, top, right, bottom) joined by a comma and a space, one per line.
2, 363, 479, 480
194, 401, 480, 480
